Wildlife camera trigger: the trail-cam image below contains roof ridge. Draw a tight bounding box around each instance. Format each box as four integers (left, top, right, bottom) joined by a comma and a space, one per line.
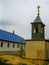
0, 29, 18, 36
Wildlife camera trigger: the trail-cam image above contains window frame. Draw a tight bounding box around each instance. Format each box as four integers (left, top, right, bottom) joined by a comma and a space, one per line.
17, 43, 19, 48
13, 43, 15, 48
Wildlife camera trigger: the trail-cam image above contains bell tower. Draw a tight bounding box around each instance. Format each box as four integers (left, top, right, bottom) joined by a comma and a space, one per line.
31, 6, 45, 40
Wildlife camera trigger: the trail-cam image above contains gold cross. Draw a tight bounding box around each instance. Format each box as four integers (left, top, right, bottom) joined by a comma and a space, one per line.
37, 6, 40, 16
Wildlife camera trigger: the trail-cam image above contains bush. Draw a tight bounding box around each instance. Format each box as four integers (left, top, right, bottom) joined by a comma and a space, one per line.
0, 60, 12, 65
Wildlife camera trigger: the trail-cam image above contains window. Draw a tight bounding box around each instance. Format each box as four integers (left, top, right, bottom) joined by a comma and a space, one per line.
34, 29, 36, 33
34, 28, 38, 33
36, 28, 38, 33
17, 44, 19, 48
7, 43, 9, 48
0, 42, 3, 47
13, 44, 15, 48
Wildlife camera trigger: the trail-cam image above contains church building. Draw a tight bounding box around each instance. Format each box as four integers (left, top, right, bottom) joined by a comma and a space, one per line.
25, 6, 49, 65
0, 29, 25, 55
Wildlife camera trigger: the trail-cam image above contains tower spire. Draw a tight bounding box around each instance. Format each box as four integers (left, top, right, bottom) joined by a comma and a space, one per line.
37, 6, 40, 16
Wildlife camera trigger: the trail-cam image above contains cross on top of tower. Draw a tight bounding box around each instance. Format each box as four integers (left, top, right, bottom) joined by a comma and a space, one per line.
37, 6, 40, 16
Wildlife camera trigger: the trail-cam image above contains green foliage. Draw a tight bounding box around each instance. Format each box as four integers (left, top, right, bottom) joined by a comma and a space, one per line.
0, 60, 12, 65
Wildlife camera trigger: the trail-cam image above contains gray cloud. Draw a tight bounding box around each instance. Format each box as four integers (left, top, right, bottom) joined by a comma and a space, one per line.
0, 20, 15, 26
0, 0, 49, 39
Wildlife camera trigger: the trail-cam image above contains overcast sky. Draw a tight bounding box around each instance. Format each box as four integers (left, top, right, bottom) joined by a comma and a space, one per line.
0, 0, 49, 39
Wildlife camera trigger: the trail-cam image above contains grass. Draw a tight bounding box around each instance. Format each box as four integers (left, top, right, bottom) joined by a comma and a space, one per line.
0, 55, 33, 65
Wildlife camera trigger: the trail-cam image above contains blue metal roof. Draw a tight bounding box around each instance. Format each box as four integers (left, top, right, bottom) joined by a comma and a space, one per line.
0, 29, 25, 43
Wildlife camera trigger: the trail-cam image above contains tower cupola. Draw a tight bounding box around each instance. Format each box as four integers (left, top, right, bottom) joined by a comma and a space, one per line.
31, 6, 45, 40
